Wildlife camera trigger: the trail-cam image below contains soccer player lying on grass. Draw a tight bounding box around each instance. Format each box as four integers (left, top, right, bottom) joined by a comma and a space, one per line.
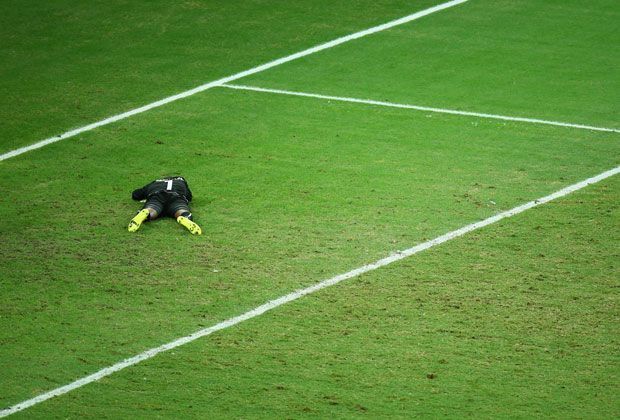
128, 176, 202, 235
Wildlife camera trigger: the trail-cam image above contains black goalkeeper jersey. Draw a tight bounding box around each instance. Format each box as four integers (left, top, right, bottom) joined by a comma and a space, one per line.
132, 176, 193, 202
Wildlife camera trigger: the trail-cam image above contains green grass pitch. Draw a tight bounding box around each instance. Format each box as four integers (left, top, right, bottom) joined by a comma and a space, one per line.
0, 0, 618, 417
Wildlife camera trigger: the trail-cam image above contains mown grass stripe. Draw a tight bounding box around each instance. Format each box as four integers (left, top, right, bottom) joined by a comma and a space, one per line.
221, 84, 620, 133
0, 0, 468, 163
2, 165, 618, 417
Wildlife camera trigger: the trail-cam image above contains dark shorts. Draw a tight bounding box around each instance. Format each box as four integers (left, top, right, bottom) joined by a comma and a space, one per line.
144, 191, 190, 218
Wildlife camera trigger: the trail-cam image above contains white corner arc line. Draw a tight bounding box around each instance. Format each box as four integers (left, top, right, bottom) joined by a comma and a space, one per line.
2, 165, 618, 417
221, 84, 620, 133
0, 0, 469, 163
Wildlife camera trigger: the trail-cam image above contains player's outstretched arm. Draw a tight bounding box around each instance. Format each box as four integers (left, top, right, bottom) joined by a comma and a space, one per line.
132, 187, 147, 201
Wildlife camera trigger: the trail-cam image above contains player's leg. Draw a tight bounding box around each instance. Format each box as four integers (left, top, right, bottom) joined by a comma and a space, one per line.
128, 196, 163, 232
175, 211, 202, 235
128, 207, 158, 232
170, 199, 202, 235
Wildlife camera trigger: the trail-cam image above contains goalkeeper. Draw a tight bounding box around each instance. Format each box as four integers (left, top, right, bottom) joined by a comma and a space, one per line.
128, 176, 202, 235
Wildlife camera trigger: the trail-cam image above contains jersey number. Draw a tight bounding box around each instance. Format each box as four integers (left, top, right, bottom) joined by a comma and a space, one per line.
166, 180, 173, 190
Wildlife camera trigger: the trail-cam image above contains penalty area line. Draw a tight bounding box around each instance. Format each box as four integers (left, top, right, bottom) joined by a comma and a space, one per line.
220, 84, 620, 134
0, 0, 469, 162
1, 165, 619, 417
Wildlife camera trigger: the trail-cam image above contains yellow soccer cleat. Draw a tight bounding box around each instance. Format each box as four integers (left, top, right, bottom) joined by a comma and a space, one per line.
128, 209, 150, 232
177, 216, 202, 235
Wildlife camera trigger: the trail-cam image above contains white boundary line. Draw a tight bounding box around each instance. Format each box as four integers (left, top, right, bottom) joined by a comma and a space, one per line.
2, 165, 618, 417
0, 0, 469, 162
221, 84, 620, 133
